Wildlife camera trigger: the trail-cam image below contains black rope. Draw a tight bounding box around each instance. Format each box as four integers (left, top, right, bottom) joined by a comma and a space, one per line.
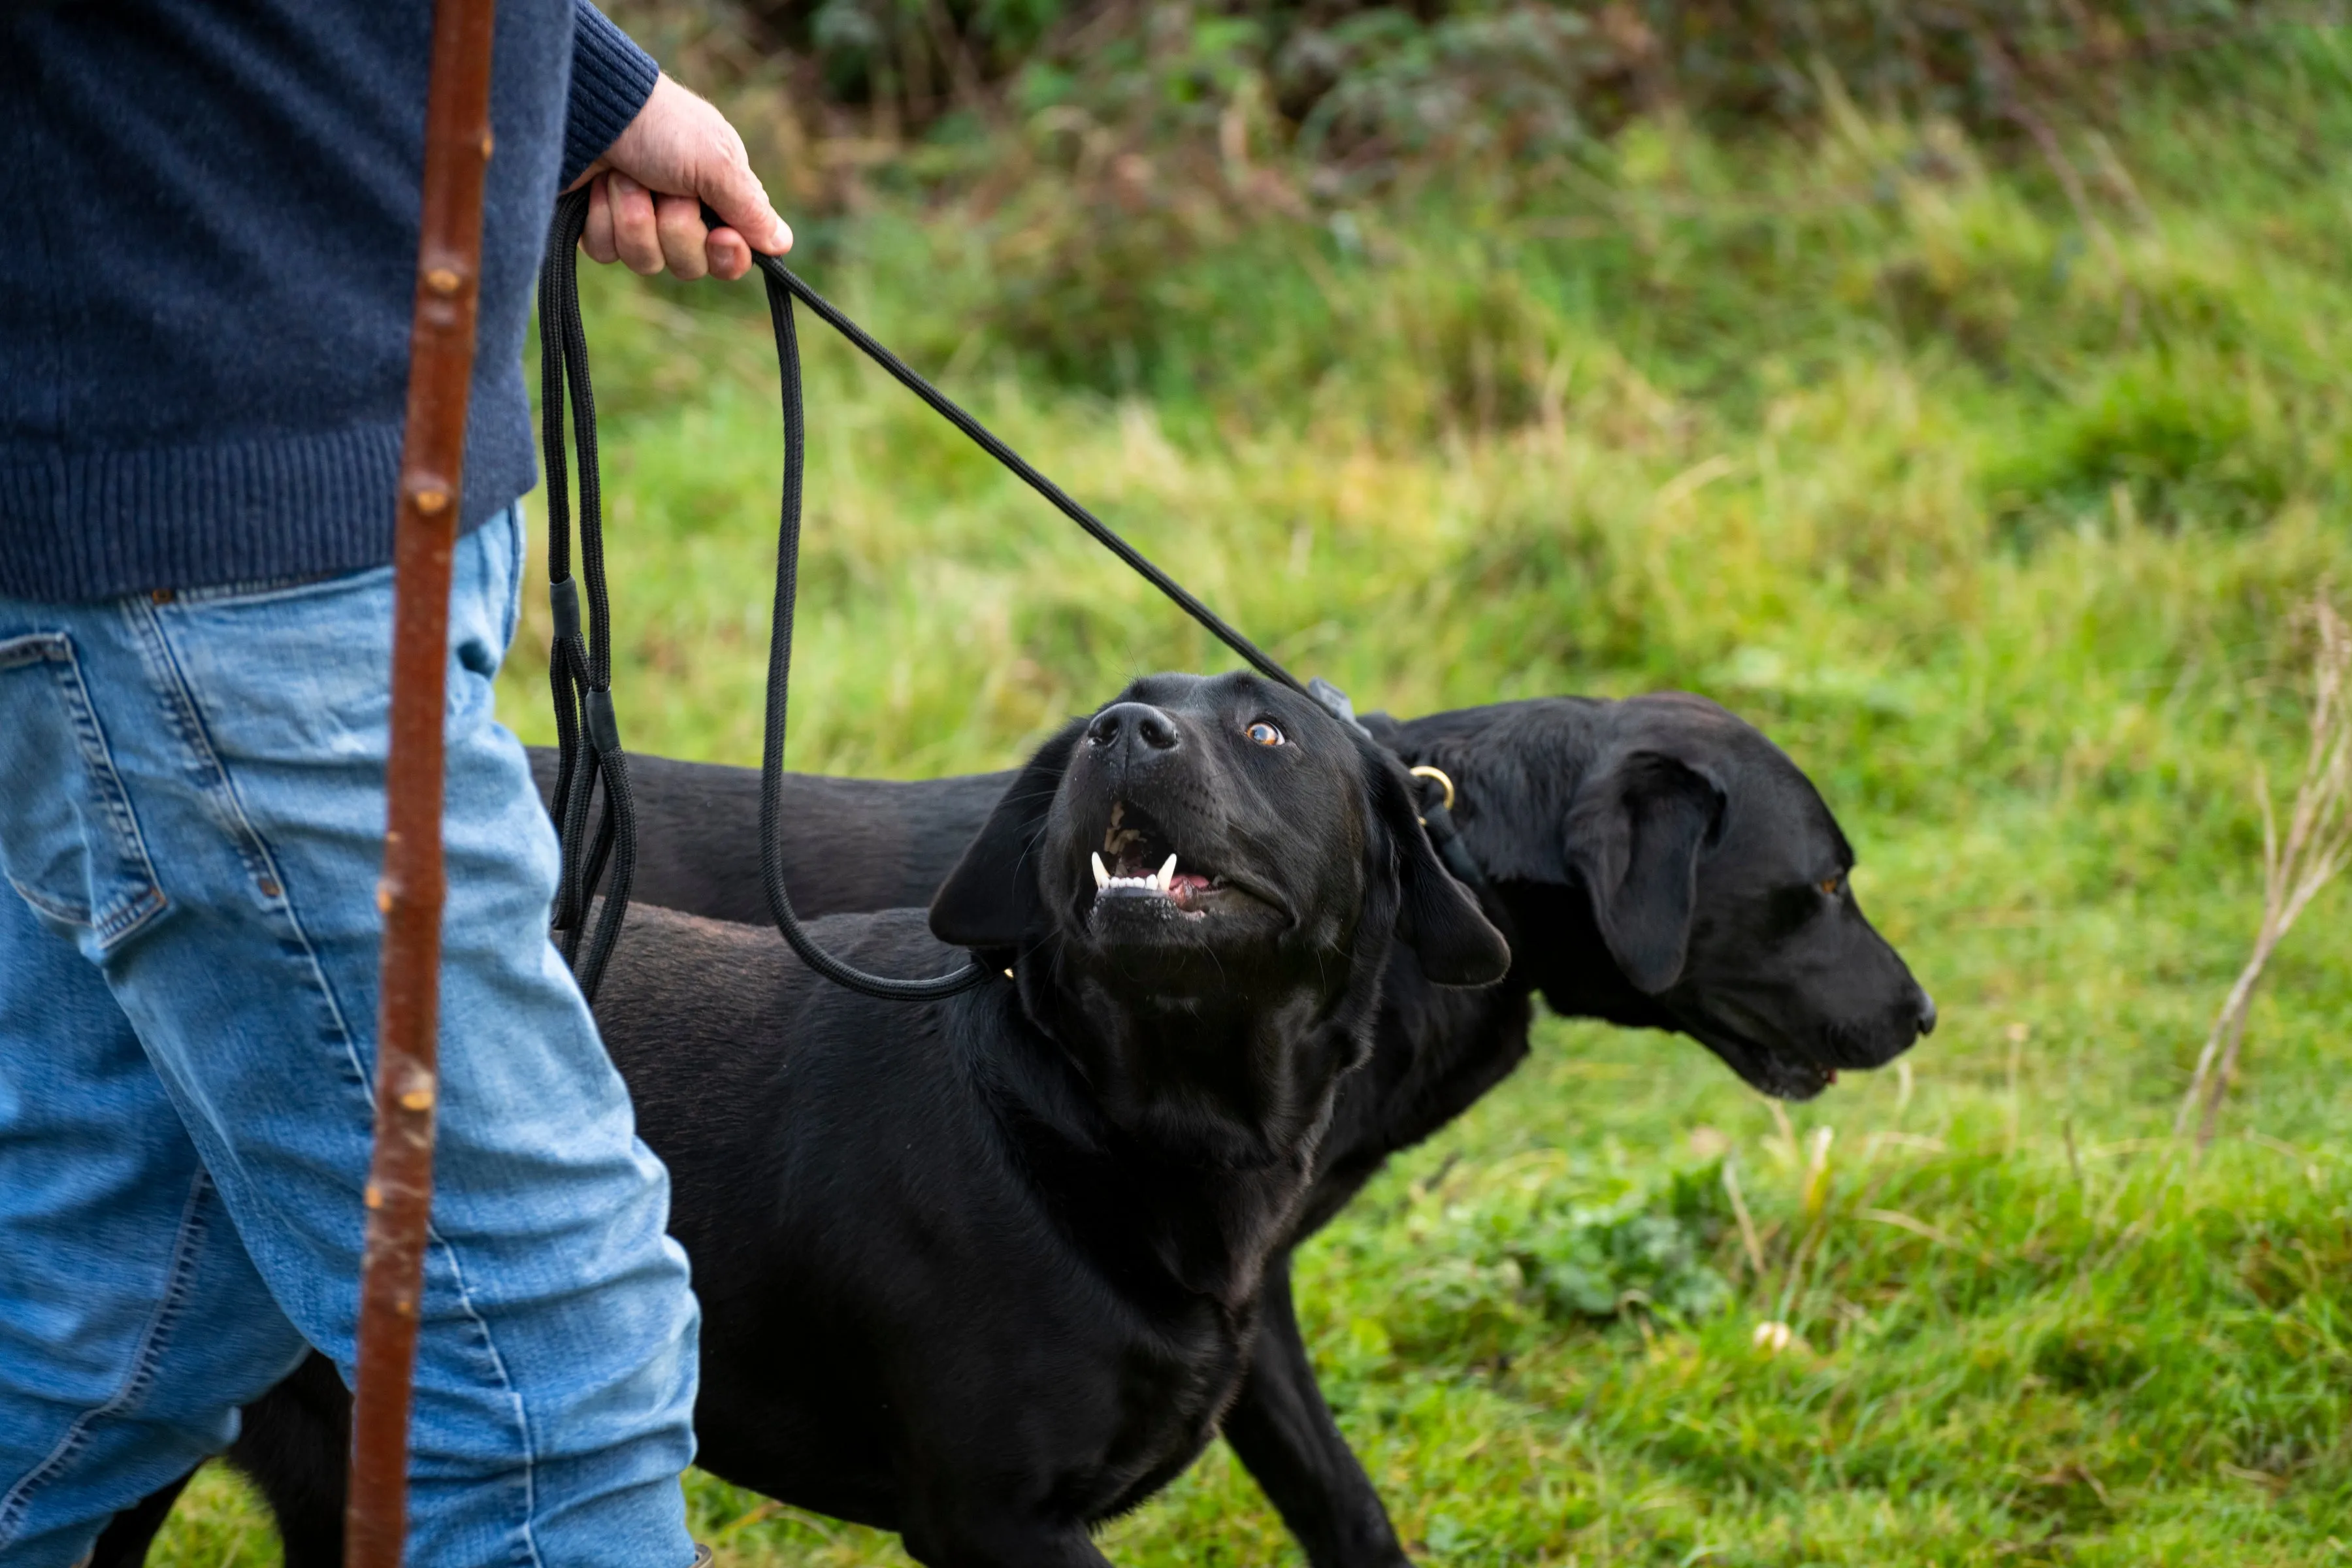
535, 193, 1323, 1002
742, 238, 1307, 698
538, 188, 636, 1004
743, 277, 980, 997
743, 238, 1340, 996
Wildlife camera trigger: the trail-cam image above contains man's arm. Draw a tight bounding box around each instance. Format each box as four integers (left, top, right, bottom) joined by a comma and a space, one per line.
563, 0, 792, 282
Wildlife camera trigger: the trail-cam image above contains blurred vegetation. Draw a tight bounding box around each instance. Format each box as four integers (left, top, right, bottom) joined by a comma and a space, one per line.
623, 0, 2298, 176
165, 11, 2352, 1568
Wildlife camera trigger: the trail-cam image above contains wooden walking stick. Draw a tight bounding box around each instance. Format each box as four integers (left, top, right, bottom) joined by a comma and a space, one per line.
346, 1, 498, 1564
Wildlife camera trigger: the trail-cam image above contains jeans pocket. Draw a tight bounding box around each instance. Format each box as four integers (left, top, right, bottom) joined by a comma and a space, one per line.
0, 633, 167, 946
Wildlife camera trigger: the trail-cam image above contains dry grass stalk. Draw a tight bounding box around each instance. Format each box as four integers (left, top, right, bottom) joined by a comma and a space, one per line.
2178, 595, 2352, 1149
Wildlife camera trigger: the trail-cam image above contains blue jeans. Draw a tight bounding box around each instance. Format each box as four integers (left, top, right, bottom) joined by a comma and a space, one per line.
0, 508, 700, 1568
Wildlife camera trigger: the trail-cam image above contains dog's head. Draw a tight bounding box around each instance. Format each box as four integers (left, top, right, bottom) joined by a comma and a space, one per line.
1389, 693, 1935, 1102
932, 672, 1509, 1154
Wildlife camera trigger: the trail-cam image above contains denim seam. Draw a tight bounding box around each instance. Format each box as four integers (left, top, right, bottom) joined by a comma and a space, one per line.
431, 1239, 547, 1568
120, 602, 307, 909
43, 638, 170, 946
0, 633, 59, 672
0, 1169, 213, 1550
125, 594, 549, 1568
169, 568, 355, 608
0, 632, 169, 943
1, 871, 85, 928
499, 502, 525, 652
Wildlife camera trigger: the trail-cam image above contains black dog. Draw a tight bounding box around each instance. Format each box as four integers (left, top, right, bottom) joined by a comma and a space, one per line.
105, 692, 1929, 1568
1226, 693, 1935, 1565
646, 672, 1507, 1563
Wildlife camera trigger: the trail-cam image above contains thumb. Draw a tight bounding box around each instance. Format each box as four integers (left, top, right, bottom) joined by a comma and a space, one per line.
700, 157, 791, 257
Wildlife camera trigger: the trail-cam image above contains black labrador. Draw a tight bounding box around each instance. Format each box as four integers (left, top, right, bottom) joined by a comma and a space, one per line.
104, 691, 1931, 1568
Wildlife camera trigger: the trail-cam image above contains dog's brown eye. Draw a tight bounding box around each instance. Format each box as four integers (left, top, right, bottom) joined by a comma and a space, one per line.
1246, 720, 1285, 747
1818, 875, 1844, 896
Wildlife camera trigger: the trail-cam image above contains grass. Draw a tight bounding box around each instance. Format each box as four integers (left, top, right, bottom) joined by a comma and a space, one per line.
163, 37, 2352, 1568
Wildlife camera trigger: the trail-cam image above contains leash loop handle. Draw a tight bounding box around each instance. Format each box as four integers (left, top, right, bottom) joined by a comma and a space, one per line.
755, 272, 989, 998
539, 189, 636, 1003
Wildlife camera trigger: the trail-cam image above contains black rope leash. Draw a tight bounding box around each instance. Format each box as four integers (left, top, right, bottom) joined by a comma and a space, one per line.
534, 191, 1499, 1000
535, 188, 1324, 1002
751, 254, 984, 996
739, 233, 1307, 698
539, 190, 636, 1004
747, 225, 1331, 996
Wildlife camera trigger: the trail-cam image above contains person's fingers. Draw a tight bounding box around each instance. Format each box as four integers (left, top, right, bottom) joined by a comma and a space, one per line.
585, 73, 794, 278
581, 175, 619, 265
697, 152, 792, 257
705, 227, 752, 282
654, 193, 710, 281
607, 173, 664, 276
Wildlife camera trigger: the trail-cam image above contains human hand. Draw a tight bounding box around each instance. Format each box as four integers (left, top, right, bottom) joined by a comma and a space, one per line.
568, 73, 792, 282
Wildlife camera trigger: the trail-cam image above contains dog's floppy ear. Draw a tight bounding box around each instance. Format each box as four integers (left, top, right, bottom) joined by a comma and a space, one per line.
1565, 750, 1724, 994
1362, 742, 1511, 987
930, 719, 1087, 950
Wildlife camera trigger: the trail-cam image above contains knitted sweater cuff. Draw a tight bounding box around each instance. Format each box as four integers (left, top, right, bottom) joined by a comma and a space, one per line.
563, 1, 659, 186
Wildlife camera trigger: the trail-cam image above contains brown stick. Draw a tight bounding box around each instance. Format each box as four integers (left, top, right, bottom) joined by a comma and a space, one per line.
345, 2, 499, 1565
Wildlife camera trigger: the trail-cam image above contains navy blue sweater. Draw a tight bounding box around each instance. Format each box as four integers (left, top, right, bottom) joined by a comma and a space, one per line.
1, 0, 658, 600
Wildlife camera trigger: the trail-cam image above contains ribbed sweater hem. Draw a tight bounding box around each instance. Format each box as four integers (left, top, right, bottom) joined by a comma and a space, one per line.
0, 385, 534, 602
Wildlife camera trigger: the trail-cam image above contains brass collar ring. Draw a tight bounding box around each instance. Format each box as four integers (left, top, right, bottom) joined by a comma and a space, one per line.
1407, 764, 1457, 821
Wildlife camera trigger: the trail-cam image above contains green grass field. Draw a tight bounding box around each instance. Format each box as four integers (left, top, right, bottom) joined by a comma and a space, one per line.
163, 38, 2351, 1568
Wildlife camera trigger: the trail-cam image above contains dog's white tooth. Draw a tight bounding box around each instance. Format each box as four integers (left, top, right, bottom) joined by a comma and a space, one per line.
1092, 852, 1110, 890
1157, 853, 1177, 892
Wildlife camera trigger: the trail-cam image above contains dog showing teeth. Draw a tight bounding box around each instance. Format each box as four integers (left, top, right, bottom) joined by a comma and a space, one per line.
1087, 803, 1224, 917
1090, 849, 1179, 896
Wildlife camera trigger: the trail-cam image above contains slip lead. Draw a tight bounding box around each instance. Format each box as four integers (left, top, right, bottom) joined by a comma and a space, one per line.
346, 0, 498, 1563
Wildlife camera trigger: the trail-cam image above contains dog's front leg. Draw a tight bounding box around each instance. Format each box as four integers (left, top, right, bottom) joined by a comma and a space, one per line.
1220, 1252, 1414, 1568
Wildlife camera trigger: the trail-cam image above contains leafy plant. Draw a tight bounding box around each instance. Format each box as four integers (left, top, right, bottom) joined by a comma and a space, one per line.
1363, 1156, 1735, 1368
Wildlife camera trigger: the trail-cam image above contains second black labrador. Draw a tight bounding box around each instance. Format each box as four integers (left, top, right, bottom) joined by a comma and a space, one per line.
1228, 693, 1936, 1564
106, 691, 1931, 1568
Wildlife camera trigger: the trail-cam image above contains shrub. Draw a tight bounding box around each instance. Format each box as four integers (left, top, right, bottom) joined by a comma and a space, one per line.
618, 0, 2291, 190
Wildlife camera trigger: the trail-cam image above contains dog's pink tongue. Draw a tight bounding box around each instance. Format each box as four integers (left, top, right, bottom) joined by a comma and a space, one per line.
1170, 872, 1213, 904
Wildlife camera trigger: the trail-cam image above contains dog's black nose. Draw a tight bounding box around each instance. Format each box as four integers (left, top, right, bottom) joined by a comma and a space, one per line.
1086, 702, 1181, 753
1915, 990, 1937, 1036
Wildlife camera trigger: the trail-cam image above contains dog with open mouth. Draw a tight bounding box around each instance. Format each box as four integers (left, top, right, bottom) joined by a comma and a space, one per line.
623, 671, 1505, 1564
102, 691, 1928, 1568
